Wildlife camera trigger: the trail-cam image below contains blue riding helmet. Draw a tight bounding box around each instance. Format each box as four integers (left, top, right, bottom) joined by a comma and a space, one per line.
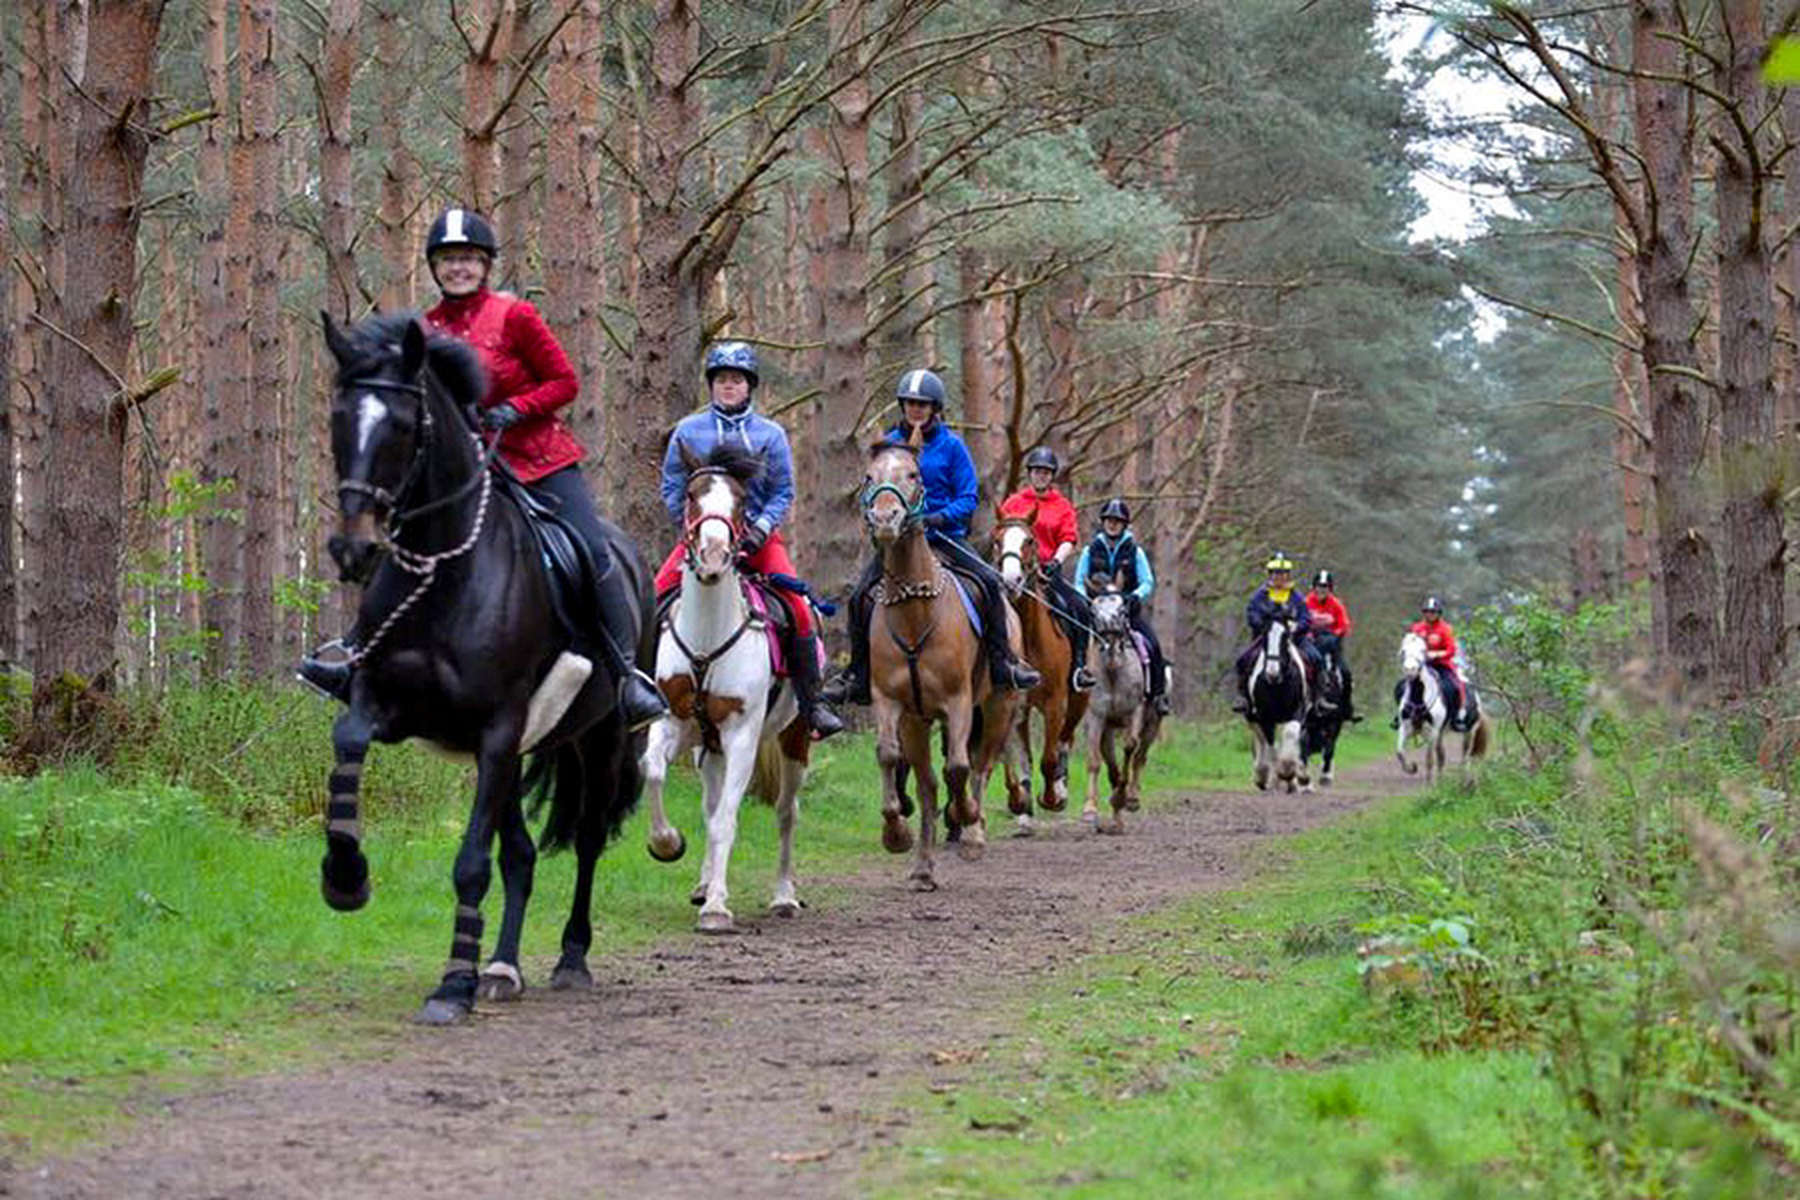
704, 341, 760, 389
896, 368, 947, 409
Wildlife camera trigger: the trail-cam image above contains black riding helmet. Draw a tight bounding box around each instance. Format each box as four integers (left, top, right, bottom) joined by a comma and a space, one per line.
1099, 497, 1131, 524
1314, 569, 1334, 589
1422, 595, 1443, 614
425, 207, 498, 260
1024, 446, 1059, 475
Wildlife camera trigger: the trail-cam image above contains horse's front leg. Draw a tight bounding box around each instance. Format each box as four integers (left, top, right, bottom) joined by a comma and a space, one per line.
320, 708, 374, 911
419, 733, 516, 1025
1038, 692, 1068, 813
1252, 721, 1272, 791
875, 698, 914, 854
770, 721, 807, 917
695, 714, 762, 934
1004, 705, 1033, 821
1082, 713, 1105, 826
901, 716, 942, 888
479, 742, 531, 1003
943, 700, 984, 862
1396, 715, 1416, 775
641, 715, 689, 862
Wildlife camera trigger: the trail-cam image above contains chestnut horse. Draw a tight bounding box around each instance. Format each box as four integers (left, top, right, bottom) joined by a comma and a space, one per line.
991, 512, 1086, 832
863, 443, 1020, 889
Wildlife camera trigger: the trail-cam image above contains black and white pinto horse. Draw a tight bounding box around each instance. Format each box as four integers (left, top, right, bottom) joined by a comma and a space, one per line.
318, 312, 650, 1024
1395, 631, 1489, 783
1245, 615, 1309, 792
1303, 641, 1347, 786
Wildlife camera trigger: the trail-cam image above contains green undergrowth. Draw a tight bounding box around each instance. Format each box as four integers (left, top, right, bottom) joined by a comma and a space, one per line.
870, 693, 1800, 1198
0, 683, 1296, 1158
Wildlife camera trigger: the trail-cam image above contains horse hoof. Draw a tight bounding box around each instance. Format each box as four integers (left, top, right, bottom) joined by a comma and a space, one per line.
1039, 791, 1066, 813
1013, 815, 1035, 838
415, 997, 469, 1026
477, 962, 524, 1003
697, 910, 738, 935
648, 830, 687, 863
770, 898, 801, 918
1101, 818, 1125, 836
957, 836, 986, 862
908, 873, 939, 892
549, 963, 593, 991
1321, 772, 1334, 787
1080, 808, 1099, 826
1007, 791, 1030, 816
882, 820, 914, 854
320, 875, 370, 912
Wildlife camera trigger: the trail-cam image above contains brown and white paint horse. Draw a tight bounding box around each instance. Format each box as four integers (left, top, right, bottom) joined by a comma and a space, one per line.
641, 444, 808, 933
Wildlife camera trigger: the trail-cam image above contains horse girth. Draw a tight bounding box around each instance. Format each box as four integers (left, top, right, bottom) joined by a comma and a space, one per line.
887, 619, 939, 717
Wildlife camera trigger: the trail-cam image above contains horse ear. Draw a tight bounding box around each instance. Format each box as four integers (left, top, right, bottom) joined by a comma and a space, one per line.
400, 318, 428, 376
321, 310, 354, 365
677, 438, 702, 474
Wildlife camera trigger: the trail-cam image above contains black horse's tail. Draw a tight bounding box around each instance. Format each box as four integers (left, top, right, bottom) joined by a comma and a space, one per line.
526, 719, 643, 854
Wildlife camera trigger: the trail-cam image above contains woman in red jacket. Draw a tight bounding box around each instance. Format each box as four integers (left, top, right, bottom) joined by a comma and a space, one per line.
997, 446, 1097, 691
301, 208, 665, 729
1303, 569, 1358, 721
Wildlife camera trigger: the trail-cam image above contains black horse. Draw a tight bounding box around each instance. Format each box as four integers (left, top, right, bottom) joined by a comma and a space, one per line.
318, 311, 649, 1024
1303, 654, 1346, 787
1244, 614, 1310, 792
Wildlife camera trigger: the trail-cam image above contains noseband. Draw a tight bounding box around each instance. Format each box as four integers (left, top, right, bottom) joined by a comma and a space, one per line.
861, 479, 926, 527
683, 468, 744, 568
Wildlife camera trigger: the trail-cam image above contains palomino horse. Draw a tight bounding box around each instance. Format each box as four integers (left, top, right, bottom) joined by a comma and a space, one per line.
1396, 631, 1490, 782
863, 443, 1020, 889
641, 443, 809, 934
1083, 583, 1161, 832
1245, 614, 1309, 792
992, 512, 1087, 832
317, 313, 649, 1024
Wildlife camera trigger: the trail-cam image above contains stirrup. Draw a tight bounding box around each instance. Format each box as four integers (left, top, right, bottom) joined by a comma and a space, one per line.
617, 668, 669, 731
1072, 666, 1097, 692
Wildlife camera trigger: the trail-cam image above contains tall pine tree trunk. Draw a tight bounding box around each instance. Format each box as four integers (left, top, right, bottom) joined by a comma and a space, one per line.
199, 0, 242, 675
1714, 0, 1783, 695
241, 0, 282, 676
544, 0, 604, 463
35, 0, 164, 701
317, 0, 362, 319
374, 0, 417, 311
1633, 0, 1718, 689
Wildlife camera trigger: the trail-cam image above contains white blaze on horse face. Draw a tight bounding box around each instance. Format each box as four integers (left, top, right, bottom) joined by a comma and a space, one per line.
355, 393, 389, 456
1399, 632, 1427, 677
998, 524, 1032, 588
1261, 621, 1285, 681
689, 474, 738, 580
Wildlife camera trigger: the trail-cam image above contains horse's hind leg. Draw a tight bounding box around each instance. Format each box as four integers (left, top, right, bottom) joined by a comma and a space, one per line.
770, 725, 807, 917
1083, 713, 1104, 826
554, 720, 632, 989
876, 704, 914, 854
642, 716, 688, 862
1004, 706, 1033, 822
321, 710, 373, 911
943, 702, 985, 862
419, 737, 518, 1025
1038, 693, 1068, 813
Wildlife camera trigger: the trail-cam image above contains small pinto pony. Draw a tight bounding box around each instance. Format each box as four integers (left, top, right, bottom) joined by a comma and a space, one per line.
1244, 613, 1309, 792
862, 442, 1020, 889
991, 511, 1087, 832
316, 313, 649, 1024
1082, 581, 1161, 832
1395, 631, 1489, 783
640, 443, 809, 933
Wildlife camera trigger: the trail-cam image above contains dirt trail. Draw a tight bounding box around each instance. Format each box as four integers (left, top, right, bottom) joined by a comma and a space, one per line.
4, 758, 1413, 1200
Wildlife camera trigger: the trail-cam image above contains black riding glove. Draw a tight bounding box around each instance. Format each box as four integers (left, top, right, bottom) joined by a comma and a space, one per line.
922, 513, 949, 531
481, 403, 523, 432
740, 524, 769, 557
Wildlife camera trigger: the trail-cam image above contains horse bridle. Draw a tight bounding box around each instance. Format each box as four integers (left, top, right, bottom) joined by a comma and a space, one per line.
683, 467, 745, 570
860, 479, 926, 528
336, 372, 503, 531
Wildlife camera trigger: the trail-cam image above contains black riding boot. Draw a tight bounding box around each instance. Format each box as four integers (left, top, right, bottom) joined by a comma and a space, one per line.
822, 563, 879, 707
980, 578, 1041, 692
297, 639, 355, 704
1069, 626, 1096, 692
594, 565, 670, 731
792, 633, 844, 739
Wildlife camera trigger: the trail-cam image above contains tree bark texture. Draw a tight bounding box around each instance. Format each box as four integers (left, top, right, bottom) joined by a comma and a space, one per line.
544, 0, 606, 468
241, 0, 282, 676
1633, 0, 1718, 690
1713, 0, 1784, 695
316, 0, 363, 319
198, 0, 242, 675
36, 0, 164, 691
374, 1, 419, 311
0, 66, 16, 664
461, 0, 512, 214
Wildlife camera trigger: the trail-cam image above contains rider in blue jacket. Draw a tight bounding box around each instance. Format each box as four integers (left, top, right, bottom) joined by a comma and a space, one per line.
822, 368, 1042, 706
1232, 552, 1321, 713
1074, 498, 1169, 713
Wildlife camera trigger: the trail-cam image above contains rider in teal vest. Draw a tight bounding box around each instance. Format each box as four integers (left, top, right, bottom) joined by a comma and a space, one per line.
1074, 498, 1169, 714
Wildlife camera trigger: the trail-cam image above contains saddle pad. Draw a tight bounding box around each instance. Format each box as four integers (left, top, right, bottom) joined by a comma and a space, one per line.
1130, 629, 1151, 673
947, 571, 982, 638
743, 581, 789, 677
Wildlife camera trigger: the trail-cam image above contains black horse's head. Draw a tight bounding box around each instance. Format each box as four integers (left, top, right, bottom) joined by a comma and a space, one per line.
321, 311, 484, 582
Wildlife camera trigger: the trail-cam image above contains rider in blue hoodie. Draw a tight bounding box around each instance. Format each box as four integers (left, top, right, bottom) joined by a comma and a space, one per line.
821, 368, 1041, 706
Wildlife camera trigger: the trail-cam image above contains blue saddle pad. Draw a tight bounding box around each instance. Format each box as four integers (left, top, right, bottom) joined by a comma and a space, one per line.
947, 571, 982, 638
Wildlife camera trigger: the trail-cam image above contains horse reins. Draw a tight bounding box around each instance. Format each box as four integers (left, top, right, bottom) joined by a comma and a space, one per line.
335, 372, 504, 669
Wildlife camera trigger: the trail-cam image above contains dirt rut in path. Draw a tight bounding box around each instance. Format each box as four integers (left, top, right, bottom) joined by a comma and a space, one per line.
5, 761, 1410, 1199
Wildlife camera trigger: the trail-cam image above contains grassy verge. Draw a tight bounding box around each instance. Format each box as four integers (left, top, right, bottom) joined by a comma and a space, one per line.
1, 690, 1313, 1158
866, 772, 1554, 1199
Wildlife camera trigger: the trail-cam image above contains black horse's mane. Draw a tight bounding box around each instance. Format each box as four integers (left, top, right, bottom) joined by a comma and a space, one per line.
693, 442, 764, 486
339, 311, 487, 408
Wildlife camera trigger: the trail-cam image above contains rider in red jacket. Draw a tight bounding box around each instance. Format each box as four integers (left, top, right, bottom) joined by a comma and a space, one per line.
998, 446, 1097, 692
1304, 569, 1358, 721
1406, 595, 1466, 728
300, 207, 666, 729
